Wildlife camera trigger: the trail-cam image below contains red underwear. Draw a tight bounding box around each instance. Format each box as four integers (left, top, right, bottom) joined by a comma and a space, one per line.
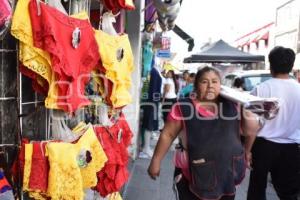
28, 142, 49, 192
29, 0, 100, 112
94, 113, 133, 196
20, 64, 49, 95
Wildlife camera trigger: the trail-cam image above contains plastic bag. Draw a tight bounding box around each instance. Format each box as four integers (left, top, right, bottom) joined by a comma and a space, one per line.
50, 110, 82, 142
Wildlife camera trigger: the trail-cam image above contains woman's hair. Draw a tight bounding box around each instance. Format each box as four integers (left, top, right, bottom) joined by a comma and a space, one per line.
233, 78, 244, 88
194, 66, 221, 91
168, 70, 179, 94
269, 46, 295, 74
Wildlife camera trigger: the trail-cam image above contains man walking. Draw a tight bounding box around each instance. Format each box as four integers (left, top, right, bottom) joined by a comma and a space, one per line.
247, 46, 300, 200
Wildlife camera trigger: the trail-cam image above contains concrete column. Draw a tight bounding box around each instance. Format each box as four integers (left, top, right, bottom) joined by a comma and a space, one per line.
123, 0, 144, 159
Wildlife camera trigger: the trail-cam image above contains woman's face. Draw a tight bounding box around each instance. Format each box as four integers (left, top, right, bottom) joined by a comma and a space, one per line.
166, 71, 172, 78
196, 71, 221, 101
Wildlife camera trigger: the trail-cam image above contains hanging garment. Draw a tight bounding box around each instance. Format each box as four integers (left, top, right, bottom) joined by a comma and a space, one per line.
153, 0, 181, 31
142, 41, 153, 77
28, 142, 49, 193
103, 0, 119, 12
0, 171, 11, 193
46, 126, 107, 199
144, 0, 156, 23
23, 144, 48, 200
141, 67, 162, 131
94, 30, 134, 108
116, 0, 135, 10
72, 124, 108, 188
94, 113, 133, 197
92, 70, 114, 107
11, 0, 52, 92
50, 110, 83, 142
0, 0, 12, 28
19, 64, 49, 95
11, 139, 29, 184
29, 0, 100, 113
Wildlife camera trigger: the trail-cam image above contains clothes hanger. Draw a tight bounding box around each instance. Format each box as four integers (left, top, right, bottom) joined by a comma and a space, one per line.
101, 11, 118, 35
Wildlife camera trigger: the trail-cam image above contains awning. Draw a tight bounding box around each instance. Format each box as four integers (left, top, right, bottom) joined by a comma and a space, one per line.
240, 39, 250, 47
252, 31, 269, 43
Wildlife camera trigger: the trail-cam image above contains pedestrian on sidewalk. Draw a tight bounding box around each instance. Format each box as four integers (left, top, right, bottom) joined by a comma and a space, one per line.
178, 72, 196, 98
148, 66, 261, 200
161, 70, 179, 122
247, 46, 300, 200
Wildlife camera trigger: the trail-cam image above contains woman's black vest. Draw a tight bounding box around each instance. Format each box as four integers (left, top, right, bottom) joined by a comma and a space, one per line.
179, 97, 246, 199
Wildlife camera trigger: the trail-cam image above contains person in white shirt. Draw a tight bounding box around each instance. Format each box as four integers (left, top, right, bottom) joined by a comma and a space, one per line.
247, 46, 300, 200
162, 70, 178, 122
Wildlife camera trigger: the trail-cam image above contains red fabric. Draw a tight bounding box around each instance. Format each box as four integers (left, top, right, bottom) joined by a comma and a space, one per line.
29, 0, 100, 113
103, 0, 119, 12
0, 175, 10, 191
167, 100, 215, 122
116, 0, 135, 10
19, 64, 49, 95
11, 139, 29, 183
94, 113, 132, 196
28, 142, 49, 192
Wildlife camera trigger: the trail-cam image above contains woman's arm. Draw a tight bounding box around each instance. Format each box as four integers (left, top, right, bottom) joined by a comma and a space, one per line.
148, 120, 182, 180
162, 83, 170, 103
241, 109, 262, 168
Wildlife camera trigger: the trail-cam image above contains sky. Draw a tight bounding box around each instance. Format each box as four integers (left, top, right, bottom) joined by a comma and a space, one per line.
169, 0, 288, 59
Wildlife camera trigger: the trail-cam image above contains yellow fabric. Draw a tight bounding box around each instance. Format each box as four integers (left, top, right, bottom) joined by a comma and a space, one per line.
72, 122, 87, 133
94, 30, 134, 108
46, 125, 107, 199
23, 144, 33, 191
108, 192, 123, 200
46, 142, 83, 200
73, 124, 108, 188
11, 0, 90, 109
11, 0, 57, 109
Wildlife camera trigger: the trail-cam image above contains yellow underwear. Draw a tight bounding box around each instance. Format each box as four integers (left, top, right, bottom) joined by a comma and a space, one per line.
46, 124, 107, 199
94, 30, 134, 108
11, 0, 90, 109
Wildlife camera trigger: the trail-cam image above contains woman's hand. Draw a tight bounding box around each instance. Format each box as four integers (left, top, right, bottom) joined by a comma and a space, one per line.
147, 159, 161, 180
245, 151, 252, 169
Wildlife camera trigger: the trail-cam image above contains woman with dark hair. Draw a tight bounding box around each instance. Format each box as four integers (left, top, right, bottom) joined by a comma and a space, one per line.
162, 70, 178, 122
148, 66, 261, 200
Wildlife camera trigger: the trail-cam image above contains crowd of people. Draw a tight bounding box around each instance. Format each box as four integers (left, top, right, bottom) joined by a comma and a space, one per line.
147, 46, 300, 200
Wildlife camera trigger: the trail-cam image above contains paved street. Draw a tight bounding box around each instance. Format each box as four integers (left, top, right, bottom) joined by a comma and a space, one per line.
123, 150, 280, 200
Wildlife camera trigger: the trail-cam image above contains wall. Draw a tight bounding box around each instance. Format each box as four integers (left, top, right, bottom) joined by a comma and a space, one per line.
123, 0, 143, 159
273, 0, 300, 69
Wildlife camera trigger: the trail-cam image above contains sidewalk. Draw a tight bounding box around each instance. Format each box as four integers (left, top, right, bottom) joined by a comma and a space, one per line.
123, 150, 280, 200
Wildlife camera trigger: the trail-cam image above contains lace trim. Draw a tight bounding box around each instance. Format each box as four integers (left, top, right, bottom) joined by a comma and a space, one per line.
41, 2, 90, 29
47, 162, 83, 200
76, 126, 108, 188
19, 43, 52, 83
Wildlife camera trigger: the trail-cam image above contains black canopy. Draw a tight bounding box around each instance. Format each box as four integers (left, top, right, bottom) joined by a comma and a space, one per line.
183, 40, 265, 63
